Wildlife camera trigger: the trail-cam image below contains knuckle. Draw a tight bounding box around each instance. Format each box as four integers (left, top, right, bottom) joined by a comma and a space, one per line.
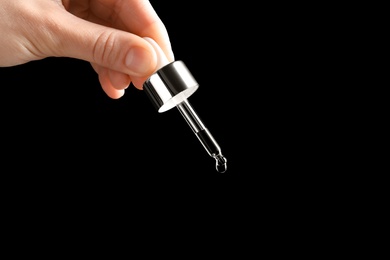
93, 31, 119, 66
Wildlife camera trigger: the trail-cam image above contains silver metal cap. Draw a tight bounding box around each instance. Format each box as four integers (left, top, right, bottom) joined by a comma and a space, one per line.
143, 60, 199, 113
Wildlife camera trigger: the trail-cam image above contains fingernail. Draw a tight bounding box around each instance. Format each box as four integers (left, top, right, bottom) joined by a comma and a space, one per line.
125, 47, 152, 75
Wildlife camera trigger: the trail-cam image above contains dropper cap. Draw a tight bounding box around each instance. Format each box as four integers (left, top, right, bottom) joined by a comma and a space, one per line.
143, 38, 198, 113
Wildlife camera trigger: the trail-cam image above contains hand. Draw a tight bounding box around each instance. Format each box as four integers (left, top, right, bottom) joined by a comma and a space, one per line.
0, 0, 174, 98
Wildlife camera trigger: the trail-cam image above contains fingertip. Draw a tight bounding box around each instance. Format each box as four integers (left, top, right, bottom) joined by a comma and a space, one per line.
103, 86, 125, 99
132, 77, 148, 90
108, 70, 131, 90
99, 71, 125, 99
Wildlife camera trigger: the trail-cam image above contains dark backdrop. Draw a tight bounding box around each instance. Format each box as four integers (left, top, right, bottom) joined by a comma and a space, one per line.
0, 2, 334, 244
0, 1, 266, 198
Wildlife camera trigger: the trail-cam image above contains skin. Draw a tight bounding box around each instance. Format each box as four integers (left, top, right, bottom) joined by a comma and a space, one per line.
0, 0, 174, 99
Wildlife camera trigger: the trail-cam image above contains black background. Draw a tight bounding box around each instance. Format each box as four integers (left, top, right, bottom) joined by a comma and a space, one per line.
0, 2, 340, 244
0, 1, 271, 199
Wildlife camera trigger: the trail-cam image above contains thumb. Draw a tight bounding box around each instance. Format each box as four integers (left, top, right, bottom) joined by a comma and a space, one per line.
51, 11, 158, 78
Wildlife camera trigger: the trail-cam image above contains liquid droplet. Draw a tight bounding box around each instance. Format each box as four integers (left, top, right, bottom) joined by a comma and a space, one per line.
214, 154, 227, 173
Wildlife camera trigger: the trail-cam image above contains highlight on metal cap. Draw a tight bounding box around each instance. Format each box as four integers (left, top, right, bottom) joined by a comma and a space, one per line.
142, 37, 198, 113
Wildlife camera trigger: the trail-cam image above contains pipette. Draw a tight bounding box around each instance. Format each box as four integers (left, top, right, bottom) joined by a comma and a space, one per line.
142, 37, 227, 173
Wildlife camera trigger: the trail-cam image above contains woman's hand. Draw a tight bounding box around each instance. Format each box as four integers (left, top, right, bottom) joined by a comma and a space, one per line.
0, 0, 174, 98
